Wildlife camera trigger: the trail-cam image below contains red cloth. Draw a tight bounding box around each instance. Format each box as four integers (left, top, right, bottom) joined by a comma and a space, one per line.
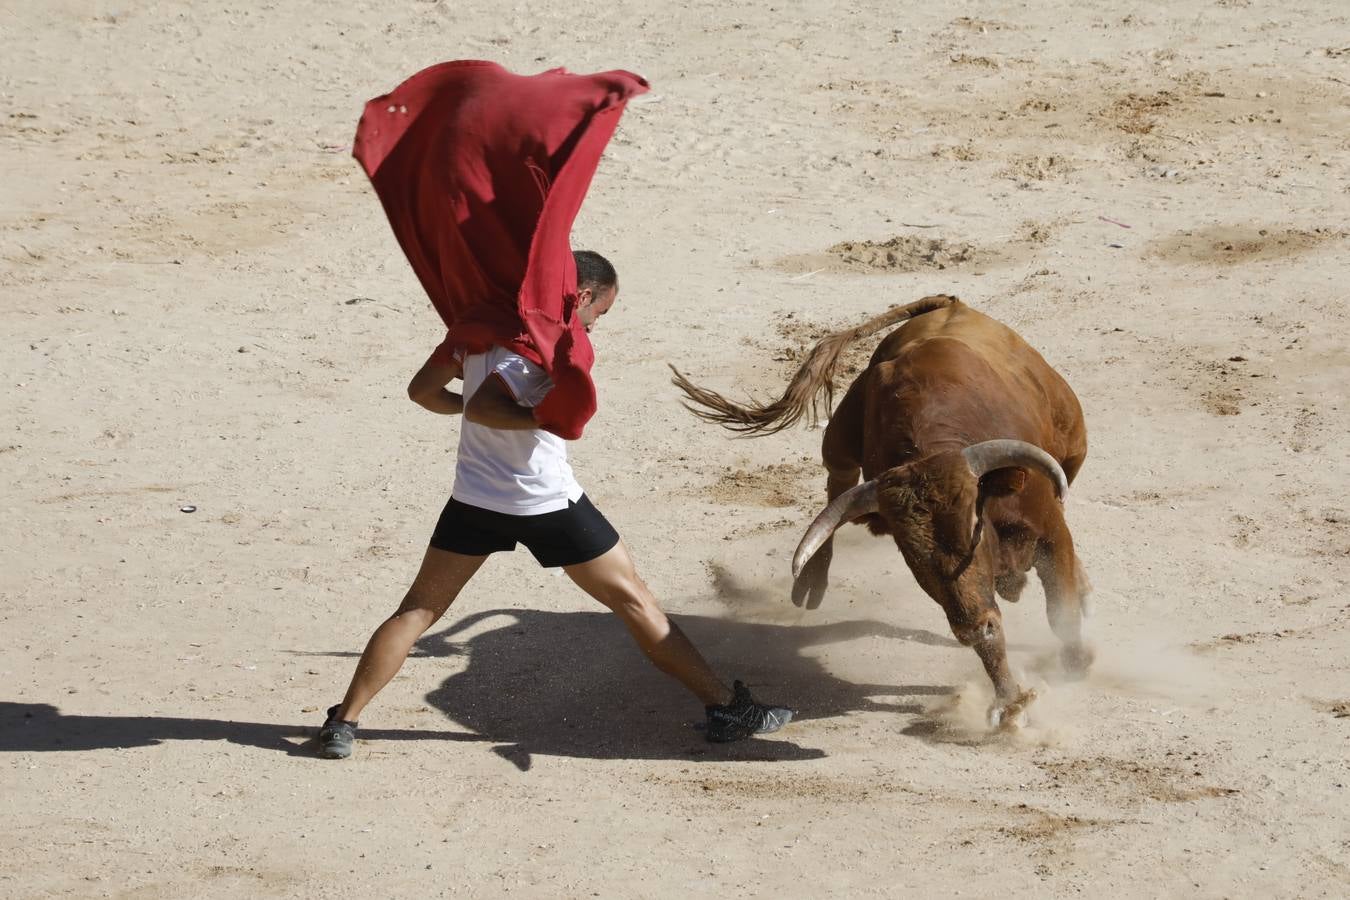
353, 60, 648, 439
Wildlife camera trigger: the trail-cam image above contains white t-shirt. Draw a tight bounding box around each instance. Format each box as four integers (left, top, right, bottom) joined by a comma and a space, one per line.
450, 346, 584, 515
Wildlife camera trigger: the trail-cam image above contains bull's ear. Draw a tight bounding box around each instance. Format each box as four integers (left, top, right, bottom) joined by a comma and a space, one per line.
980, 467, 1028, 497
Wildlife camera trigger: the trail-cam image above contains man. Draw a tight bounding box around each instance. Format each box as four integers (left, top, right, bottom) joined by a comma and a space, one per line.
317, 251, 792, 759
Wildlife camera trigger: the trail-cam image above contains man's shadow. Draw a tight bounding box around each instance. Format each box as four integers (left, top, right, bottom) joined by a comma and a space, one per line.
1, 611, 954, 768
0, 702, 486, 757
408, 608, 953, 770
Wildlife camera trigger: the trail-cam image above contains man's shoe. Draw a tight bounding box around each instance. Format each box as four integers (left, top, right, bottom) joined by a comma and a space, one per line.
705, 680, 793, 743
317, 705, 357, 759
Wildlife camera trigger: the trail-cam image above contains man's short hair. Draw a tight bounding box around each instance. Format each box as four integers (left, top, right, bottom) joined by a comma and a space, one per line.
573, 250, 617, 291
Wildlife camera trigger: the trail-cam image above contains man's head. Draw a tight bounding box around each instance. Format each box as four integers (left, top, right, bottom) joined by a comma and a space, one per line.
574, 249, 618, 333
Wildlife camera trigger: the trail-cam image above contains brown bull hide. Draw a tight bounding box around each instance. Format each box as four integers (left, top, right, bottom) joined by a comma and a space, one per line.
672, 296, 1091, 725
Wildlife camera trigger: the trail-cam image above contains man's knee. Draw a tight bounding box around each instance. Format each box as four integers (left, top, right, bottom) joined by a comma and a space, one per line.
392, 587, 451, 624
596, 573, 662, 621
601, 573, 647, 609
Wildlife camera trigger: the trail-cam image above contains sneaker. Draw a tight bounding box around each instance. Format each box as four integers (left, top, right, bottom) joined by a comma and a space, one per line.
317, 705, 357, 759
705, 681, 793, 743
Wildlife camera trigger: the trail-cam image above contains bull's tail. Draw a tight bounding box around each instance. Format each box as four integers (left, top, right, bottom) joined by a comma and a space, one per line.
669, 294, 958, 436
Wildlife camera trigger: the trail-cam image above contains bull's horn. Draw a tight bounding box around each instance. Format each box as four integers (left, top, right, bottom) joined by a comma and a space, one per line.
792, 481, 879, 578
962, 440, 1068, 500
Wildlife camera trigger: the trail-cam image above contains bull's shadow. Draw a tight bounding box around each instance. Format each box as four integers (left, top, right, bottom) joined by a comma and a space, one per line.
407, 608, 951, 770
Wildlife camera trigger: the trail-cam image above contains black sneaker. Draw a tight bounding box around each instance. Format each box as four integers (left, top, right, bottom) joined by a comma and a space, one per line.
705, 681, 793, 743
317, 705, 357, 759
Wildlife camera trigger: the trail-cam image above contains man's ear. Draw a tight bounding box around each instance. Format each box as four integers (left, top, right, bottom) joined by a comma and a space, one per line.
576, 285, 593, 308
979, 467, 1028, 497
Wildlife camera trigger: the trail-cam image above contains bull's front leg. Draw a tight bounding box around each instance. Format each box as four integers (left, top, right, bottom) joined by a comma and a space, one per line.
1034, 524, 1094, 678
791, 468, 858, 609
993, 524, 1038, 603
945, 598, 1036, 729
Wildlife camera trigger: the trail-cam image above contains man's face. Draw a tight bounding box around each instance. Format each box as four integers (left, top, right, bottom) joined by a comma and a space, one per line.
578, 283, 618, 333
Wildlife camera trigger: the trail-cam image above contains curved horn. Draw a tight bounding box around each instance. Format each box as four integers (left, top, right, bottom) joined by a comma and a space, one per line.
792, 481, 879, 578
962, 439, 1068, 500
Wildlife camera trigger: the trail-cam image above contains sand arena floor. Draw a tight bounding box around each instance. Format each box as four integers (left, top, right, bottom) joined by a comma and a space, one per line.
2, 1, 1348, 897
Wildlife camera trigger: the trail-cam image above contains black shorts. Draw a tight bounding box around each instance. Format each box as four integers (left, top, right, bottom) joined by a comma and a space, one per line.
429, 495, 620, 568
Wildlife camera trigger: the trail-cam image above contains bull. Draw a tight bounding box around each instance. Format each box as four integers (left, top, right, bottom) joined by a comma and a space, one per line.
671, 295, 1091, 725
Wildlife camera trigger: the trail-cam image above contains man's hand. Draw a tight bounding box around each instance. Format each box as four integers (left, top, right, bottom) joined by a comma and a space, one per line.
464, 373, 539, 431
407, 353, 464, 415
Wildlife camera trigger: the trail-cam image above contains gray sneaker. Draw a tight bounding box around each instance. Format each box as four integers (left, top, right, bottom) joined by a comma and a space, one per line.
317, 705, 357, 759
705, 681, 793, 743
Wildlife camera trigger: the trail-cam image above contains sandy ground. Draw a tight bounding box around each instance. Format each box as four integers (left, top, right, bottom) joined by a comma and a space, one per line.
3, 0, 1350, 897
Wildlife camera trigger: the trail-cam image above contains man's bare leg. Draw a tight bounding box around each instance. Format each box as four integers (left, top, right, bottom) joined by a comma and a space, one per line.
564, 541, 733, 707
334, 547, 488, 722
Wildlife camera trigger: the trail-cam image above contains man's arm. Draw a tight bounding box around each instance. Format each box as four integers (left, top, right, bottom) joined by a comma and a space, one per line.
464, 373, 539, 431
407, 352, 464, 415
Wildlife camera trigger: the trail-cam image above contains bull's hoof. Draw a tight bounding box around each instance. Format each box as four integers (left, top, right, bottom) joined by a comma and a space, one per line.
1060, 643, 1095, 680
988, 688, 1038, 731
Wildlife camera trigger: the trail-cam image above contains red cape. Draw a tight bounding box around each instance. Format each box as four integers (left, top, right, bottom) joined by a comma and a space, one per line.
353, 60, 648, 439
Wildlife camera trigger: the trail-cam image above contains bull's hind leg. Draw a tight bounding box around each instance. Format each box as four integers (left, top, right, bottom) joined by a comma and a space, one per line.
791, 378, 865, 609
1034, 523, 1094, 678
